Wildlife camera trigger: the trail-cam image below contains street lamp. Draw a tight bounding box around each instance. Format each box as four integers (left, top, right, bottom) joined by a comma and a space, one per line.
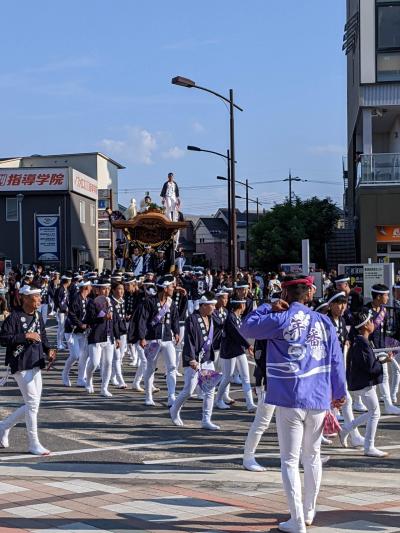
188, 146, 232, 270
16, 193, 24, 267
172, 75, 243, 275
283, 171, 308, 206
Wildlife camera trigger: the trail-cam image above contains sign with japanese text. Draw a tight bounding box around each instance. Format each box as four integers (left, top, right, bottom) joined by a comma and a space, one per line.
0, 168, 67, 192
376, 226, 400, 242
71, 169, 98, 200
35, 215, 60, 262
363, 264, 385, 299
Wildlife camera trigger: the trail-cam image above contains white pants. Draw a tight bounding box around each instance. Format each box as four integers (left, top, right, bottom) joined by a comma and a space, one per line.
143, 340, 177, 402
0, 368, 43, 448
216, 355, 254, 408
390, 355, 400, 402
63, 333, 88, 382
86, 339, 114, 393
112, 334, 127, 386
172, 361, 216, 422
244, 389, 276, 460
343, 386, 381, 452
175, 325, 185, 371
40, 304, 48, 325
127, 342, 138, 366
341, 389, 363, 442
133, 342, 147, 387
56, 312, 66, 347
275, 407, 325, 528
165, 196, 178, 221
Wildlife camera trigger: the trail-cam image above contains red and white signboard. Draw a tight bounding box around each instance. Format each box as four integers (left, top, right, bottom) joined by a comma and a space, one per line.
0, 168, 68, 191
71, 169, 98, 200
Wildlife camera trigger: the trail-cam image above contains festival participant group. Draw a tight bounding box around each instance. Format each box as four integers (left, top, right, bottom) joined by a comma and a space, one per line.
1, 263, 400, 533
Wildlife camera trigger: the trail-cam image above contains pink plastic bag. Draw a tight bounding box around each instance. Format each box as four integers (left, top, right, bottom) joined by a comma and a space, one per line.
323, 410, 341, 437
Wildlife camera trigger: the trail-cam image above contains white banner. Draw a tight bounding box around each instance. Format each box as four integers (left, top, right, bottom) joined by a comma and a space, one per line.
0, 168, 68, 192
71, 169, 98, 200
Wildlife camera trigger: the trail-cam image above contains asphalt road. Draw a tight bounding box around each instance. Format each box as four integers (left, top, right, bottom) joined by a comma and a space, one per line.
0, 319, 399, 472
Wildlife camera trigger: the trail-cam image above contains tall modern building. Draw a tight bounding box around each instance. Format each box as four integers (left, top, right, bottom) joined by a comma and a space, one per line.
345, 0, 400, 268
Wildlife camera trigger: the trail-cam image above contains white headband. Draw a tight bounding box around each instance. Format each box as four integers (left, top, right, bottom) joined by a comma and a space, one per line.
197, 296, 217, 305
355, 310, 373, 329
315, 301, 329, 312
371, 289, 389, 294
327, 291, 347, 306
19, 286, 41, 296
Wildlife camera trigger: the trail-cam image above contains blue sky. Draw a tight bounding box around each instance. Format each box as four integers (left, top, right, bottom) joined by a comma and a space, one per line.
0, 0, 347, 215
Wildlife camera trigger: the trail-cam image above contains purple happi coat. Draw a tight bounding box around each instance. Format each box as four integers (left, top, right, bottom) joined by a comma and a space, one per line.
240, 302, 346, 410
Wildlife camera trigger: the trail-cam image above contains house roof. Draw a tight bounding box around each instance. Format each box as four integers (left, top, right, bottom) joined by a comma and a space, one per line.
216, 208, 259, 224
198, 217, 228, 234
0, 152, 125, 169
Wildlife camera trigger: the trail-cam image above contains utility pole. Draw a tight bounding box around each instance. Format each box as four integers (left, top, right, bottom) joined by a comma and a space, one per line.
229, 89, 238, 277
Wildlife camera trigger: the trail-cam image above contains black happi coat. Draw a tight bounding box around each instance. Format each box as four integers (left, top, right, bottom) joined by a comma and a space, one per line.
142, 253, 154, 275
366, 302, 387, 349
174, 291, 188, 323
212, 306, 228, 351
126, 292, 144, 344
54, 285, 69, 313
220, 311, 250, 359
65, 294, 89, 334
138, 295, 179, 342
0, 309, 50, 373
160, 180, 179, 198
182, 311, 215, 367
328, 313, 349, 352
85, 298, 120, 345
346, 335, 383, 391
111, 296, 127, 336
228, 296, 253, 317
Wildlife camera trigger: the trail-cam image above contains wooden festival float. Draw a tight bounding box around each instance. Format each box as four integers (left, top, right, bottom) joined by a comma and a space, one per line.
111, 206, 188, 263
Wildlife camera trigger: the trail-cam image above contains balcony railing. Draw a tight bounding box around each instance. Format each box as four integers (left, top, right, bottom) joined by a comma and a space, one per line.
359, 153, 400, 185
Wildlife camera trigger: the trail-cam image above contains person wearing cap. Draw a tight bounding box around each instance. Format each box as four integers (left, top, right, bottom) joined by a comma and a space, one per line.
142, 246, 154, 275
110, 281, 128, 389
340, 309, 392, 457
212, 289, 229, 371
0, 285, 56, 456
366, 284, 400, 415
334, 274, 364, 323
47, 272, 60, 317
240, 274, 347, 533
173, 280, 189, 377
69, 274, 82, 301
39, 275, 50, 325
138, 275, 180, 406
85, 278, 121, 397
170, 291, 220, 430
327, 290, 365, 448
54, 274, 72, 350
215, 299, 257, 412
154, 250, 168, 276
130, 247, 143, 277
62, 281, 92, 387
160, 172, 180, 221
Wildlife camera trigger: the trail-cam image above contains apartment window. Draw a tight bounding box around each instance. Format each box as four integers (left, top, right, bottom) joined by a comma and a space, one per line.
90, 204, 95, 226
6, 198, 18, 221
79, 200, 86, 224
377, 243, 388, 253
377, 1, 400, 81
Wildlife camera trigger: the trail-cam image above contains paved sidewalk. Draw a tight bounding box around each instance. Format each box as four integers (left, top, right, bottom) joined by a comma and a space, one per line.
0, 467, 398, 532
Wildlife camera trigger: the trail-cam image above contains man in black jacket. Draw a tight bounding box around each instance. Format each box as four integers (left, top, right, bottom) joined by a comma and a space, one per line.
160, 172, 180, 221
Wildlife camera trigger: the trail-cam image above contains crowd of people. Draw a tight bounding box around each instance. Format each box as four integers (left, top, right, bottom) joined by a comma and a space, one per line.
1, 263, 400, 533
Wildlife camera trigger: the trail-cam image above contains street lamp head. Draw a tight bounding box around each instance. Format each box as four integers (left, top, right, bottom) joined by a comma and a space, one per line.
171, 76, 196, 88
235, 195, 244, 200
187, 145, 202, 152
217, 176, 227, 181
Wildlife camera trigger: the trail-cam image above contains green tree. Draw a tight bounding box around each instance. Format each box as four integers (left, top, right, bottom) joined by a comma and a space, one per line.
250, 196, 341, 271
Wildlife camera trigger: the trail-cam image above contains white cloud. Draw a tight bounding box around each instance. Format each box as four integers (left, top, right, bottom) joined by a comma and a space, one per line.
193, 121, 205, 133
100, 127, 157, 165
162, 146, 185, 160
308, 144, 346, 155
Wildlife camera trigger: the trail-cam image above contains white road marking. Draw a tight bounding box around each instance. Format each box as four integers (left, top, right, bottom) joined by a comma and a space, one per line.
0, 439, 185, 462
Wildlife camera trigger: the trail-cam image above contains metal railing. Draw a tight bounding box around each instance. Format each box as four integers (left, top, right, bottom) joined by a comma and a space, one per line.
359, 153, 400, 185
